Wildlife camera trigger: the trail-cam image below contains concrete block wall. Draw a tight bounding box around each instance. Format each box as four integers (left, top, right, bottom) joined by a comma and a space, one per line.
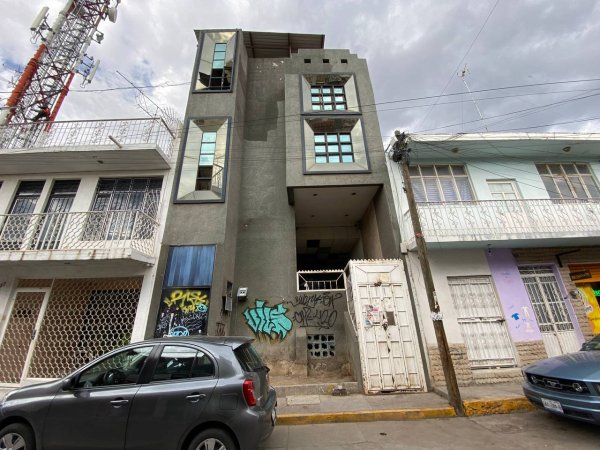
514, 340, 547, 367
426, 344, 473, 387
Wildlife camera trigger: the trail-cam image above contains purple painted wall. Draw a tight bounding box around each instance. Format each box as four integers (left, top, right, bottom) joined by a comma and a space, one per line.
486, 249, 542, 342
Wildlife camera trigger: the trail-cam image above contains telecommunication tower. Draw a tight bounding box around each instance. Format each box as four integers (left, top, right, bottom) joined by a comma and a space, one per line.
0, 0, 121, 127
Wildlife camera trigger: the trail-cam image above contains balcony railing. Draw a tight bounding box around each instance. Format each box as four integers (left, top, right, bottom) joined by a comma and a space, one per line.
0, 118, 175, 157
0, 210, 159, 259
403, 198, 600, 244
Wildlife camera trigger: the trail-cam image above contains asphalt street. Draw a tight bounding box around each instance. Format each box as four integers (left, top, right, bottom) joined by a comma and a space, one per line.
261, 410, 599, 449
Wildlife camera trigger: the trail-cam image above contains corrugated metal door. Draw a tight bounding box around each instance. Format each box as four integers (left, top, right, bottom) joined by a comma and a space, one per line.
519, 266, 580, 357
448, 276, 516, 368
347, 260, 424, 393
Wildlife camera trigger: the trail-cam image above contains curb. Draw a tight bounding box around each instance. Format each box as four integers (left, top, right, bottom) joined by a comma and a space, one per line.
277, 397, 534, 425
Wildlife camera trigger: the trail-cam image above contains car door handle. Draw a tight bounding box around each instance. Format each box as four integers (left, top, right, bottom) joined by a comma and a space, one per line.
110, 399, 129, 407
186, 393, 206, 403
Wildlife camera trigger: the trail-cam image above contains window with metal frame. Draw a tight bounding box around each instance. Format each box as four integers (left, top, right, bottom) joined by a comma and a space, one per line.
409, 165, 474, 203
310, 85, 347, 111
196, 131, 217, 190
314, 132, 354, 163
0, 180, 45, 250
208, 42, 231, 90
536, 163, 600, 199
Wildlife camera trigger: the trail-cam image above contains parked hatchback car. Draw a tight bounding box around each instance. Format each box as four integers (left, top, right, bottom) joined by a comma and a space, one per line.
522, 334, 600, 424
0, 336, 276, 450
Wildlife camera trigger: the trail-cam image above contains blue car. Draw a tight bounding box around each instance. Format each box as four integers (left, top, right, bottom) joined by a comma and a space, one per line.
522, 334, 600, 424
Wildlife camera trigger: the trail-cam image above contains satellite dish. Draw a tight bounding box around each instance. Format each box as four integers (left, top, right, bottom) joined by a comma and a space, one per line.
107, 7, 117, 23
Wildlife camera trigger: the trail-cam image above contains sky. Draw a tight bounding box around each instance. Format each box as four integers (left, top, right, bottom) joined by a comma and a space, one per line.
1, 0, 600, 144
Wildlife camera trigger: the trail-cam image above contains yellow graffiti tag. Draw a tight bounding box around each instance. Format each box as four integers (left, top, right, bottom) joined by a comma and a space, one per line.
163, 290, 209, 314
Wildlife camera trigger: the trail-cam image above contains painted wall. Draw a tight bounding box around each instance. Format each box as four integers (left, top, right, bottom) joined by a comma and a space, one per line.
486, 248, 542, 342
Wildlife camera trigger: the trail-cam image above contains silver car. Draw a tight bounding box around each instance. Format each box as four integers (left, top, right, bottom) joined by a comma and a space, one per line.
0, 336, 276, 450
522, 334, 600, 424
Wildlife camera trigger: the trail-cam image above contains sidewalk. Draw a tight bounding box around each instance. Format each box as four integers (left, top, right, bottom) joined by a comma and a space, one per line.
274, 382, 535, 425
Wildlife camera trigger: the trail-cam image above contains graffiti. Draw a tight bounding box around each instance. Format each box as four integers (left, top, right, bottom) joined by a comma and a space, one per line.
289, 292, 341, 329
511, 313, 520, 320
154, 288, 210, 337
243, 300, 292, 340
163, 289, 209, 313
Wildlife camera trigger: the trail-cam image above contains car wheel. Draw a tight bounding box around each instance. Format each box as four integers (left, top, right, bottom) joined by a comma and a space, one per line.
0, 423, 35, 450
188, 428, 236, 450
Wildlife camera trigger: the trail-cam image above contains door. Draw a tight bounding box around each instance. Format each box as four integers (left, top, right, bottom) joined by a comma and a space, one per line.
519, 265, 581, 357
0, 181, 45, 250
43, 345, 154, 450
347, 260, 425, 393
125, 345, 218, 449
448, 276, 517, 368
0, 290, 49, 384
487, 180, 530, 232
32, 180, 80, 250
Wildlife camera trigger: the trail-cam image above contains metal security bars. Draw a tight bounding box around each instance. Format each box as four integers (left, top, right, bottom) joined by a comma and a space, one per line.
0, 118, 176, 157
0, 210, 159, 257
297, 270, 346, 291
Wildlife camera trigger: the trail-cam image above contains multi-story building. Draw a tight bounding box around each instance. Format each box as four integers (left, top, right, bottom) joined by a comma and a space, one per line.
0, 117, 178, 385
387, 133, 600, 386
148, 29, 407, 383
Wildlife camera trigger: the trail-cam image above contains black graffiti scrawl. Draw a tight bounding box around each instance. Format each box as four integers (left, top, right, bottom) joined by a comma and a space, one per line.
290, 292, 342, 329
154, 288, 210, 337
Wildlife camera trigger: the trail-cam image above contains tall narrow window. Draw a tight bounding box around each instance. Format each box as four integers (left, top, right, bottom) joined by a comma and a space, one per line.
208, 43, 230, 90
0, 180, 45, 250
196, 32, 236, 91
536, 163, 600, 199
409, 165, 474, 203
196, 132, 217, 190
311, 85, 347, 111
314, 132, 353, 164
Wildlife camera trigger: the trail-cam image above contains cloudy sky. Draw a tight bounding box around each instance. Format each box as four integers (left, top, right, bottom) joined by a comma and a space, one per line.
1, 0, 599, 143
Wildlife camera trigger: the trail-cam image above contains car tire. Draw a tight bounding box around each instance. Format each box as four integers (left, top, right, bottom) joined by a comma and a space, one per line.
0, 423, 35, 450
188, 428, 237, 450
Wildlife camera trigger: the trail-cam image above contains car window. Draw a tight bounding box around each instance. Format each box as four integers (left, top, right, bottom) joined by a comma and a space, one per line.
582, 334, 600, 351
151, 345, 215, 382
77, 346, 153, 388
234, 343, 265, 372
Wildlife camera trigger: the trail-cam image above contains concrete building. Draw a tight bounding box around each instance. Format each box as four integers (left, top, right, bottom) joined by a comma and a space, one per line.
0, 117, 178, 385
148, 29, 404, 381
386, 133, 600, 386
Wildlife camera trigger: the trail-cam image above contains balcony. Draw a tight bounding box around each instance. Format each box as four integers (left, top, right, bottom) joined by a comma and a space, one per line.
0, 210, 159, 264
0, 118, 175, 174
402, 198, 600, 249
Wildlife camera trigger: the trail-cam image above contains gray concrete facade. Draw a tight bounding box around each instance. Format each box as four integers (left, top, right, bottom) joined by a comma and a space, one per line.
149, 29, 401, 380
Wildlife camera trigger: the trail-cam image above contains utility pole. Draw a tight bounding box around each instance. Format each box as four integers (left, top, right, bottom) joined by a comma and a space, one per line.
391, 130, 465, 416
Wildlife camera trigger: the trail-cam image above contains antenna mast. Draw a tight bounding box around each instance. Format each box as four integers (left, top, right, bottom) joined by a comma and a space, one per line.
0, 0, 121, 127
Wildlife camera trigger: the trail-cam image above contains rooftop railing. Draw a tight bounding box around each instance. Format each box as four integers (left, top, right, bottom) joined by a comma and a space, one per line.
0, 117, 176, 158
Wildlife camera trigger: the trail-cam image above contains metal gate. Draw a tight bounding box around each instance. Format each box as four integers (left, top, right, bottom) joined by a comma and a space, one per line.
0, 278, 141, 384
519, 266, 580, 357
346, 260, 425, 393
448, 276, 516, 368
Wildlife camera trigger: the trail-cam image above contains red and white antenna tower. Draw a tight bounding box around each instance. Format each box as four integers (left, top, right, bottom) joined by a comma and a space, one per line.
0, 0, 121, 127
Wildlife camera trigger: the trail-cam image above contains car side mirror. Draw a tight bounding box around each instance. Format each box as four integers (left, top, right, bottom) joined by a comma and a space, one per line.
61, 376, 76, 391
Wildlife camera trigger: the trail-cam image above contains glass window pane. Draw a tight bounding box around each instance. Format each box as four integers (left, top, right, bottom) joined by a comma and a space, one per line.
436, 166, 450, 175
424, 178, 441, 202
541, 175, 560, 199
323, 96, 332, 102
408, 166, 420, 176
336, 104, 346, 110
199, 155, 214, 165
77, 346, 153, 388
152, 346, 197, 382
323, 104, 333, 110
314, 134, 325, 143
455, 178, 474, 200
576, 164, 590, 174
583, 177, 600, 197
213, 51, 226, 60
327, 134, 338, 143
440, 179, 458, 201
535, 164, 549, 174
334, 87, 344, 94
562, 164, 576, 175
341, 144, 352, 153
420, 166, 435, 176
549, 164, 563, 175
322, 88, 331, 94
214, 43, 227, 51
339, 134, 351, 143
311, 96, 320, 102
450, 165, 465, 175
342, 155, 353, 163
316, 156, 327, 164
413, 179, 426, 202
335, 96, 344, 102
312, 105, 321, 111
555, 177, 573, 198
212, 60, 224, 69
200, 143, 215, 153
202, 132, 217, 143
190, 352, 215, 378
569, 177, 587, 198
315, 145, 326, 154
329, 155, 340, 163
311, 87, 319, 94
327, 144, 338, 154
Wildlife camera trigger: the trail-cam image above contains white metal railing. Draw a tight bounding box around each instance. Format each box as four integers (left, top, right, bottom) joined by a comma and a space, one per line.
403, 198, 600, 244
0, 118, 176, 158
297, 270, 346, 291
0, 210, 159, 258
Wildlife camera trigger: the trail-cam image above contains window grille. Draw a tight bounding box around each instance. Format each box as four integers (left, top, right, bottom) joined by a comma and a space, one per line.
297, 270, 346, 291
307, 334, 335, 358
409, 165, 474, 203
314, 132, 353, 164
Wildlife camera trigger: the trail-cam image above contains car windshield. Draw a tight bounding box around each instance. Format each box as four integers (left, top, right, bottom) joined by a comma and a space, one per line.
582, 335, 600, 351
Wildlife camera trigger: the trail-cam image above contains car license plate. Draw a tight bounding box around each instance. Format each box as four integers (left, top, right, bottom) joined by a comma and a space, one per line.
271, 408, 277, 426
541, 398, 564, 414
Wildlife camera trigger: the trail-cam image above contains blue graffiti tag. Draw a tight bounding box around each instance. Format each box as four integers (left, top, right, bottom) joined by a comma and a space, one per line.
243, 300, 293, 340
169, 326, 190, 336
511, 313, 520, 321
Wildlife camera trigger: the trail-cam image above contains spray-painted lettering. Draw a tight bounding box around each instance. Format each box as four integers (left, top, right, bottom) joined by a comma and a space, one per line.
290, 292, 341, 329
244, 300, 292, 340
163, 289, 209, 313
